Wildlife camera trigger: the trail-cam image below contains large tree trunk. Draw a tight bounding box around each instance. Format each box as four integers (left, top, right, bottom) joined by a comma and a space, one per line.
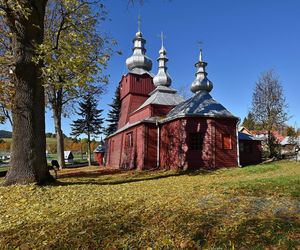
4, 0, 54, 185
52, 87, 66, 169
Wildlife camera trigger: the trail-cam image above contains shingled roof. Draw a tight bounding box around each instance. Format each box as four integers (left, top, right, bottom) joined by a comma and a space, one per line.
135, 86, 184, 112
166, 91, 237, 121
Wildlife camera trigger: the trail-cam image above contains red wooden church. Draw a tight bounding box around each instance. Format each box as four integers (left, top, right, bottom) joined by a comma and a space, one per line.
105, 26, 260, 170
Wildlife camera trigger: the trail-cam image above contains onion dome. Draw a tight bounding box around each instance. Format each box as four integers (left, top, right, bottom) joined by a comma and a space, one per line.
153, 33, 172, 87
190, 49, 213, 93
125, 17, 152, 74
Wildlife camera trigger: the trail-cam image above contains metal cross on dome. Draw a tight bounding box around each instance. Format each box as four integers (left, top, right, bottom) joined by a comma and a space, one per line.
161, 32, 165, 47
197, 41, 204, 61
138, 14, 141, 32
157, 32, 167, 47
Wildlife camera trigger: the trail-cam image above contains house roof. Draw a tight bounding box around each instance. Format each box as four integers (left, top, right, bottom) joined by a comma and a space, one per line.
134, 85, 184, 112
238, 132, 262, 141
94, 143, 106, 153
238, 126, 253, 135
166, 91, 237, 121
280, 136, 300, 145
128, 68, 154, 77
106, 118, 157, 139
64, 151, 74, 159
250, 130, 285, 143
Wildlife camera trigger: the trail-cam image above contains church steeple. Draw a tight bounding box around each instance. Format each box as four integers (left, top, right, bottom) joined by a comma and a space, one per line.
153, 32, 172, 87
125, 15, 152, 74
190, 49, 213, 93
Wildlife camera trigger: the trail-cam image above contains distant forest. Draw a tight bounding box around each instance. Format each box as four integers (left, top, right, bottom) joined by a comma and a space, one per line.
0, 131, 67, 139
0, 130, 12, 138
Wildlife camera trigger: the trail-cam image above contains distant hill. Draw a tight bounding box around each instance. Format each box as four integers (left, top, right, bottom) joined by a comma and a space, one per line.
0, 130, 12, 138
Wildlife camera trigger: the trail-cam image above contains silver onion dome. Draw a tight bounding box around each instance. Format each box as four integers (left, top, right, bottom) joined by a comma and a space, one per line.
125, 26, 152, 73
153, 34, 172, 87
190, 49, 213, 93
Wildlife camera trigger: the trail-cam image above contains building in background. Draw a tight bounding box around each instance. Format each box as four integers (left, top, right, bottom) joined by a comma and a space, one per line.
238, 130, 262, 166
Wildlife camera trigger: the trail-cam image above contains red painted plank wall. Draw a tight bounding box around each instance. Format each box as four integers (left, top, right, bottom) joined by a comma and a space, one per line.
118, 73, 155, 128
214, 118, 238, 168
106, 132, 123, 168
160, 117, 238, 170
106, 123, 148, 170
129, 106, 152, 124
144, 124, 157, 169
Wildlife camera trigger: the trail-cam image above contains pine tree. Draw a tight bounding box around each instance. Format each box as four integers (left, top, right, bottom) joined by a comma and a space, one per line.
242, 112, 257, 130
105, 85, 121, 136
71, 95, 104, 166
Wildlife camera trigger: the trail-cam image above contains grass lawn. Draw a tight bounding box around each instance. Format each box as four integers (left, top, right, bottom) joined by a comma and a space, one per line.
0, 161, 299, 249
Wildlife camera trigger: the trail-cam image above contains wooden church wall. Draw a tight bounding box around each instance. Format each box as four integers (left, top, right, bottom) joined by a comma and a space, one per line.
160, 117, 238, 170
214, 118, 238, 168
118, 74, 155, 128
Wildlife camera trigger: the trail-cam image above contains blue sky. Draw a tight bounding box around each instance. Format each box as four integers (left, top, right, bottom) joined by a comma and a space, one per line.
1, 0, 300, 136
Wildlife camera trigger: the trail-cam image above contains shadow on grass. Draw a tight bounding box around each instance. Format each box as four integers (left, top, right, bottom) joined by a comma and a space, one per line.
1, 200, 298, 249
52, 169, 214, 187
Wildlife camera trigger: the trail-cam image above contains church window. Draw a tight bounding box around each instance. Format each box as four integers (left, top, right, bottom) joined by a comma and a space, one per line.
222, 134, 232, 150
189, 133, 202, 150
125, 132, 133, 147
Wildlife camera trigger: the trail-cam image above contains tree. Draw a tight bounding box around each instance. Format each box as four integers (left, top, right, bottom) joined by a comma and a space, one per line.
242, 112, 257, 130
36, 0, 113, 169
251, 70, 289, 157
0, 104, 12, 125
285, 126, 297, 137
71, 95, 104, 166
0, 9, 14, 127
0, 0, 54, 185
105, 85, 121, 136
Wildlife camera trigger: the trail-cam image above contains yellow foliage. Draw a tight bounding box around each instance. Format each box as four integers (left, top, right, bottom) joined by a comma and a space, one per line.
0, 161, 299, 249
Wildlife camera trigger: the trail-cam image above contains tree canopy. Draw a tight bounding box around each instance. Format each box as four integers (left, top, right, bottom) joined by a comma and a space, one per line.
251, 70, 289, 157
251, 70, 288, 130
35, 0, 115, 168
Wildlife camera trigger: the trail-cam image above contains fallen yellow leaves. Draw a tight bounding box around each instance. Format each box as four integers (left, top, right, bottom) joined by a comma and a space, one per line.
0, 161, 299, 249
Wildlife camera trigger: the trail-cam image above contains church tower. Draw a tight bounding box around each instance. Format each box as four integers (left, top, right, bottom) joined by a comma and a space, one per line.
118, 18, 155, 128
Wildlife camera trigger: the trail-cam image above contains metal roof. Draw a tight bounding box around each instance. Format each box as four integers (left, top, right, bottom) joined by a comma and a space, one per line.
128, 68, 154, 77
125, 30, 152, 74
153, 35, 172, 87
238, 132, 262, 141
134, 86, 184, 112
191, 50, 213, 94
166, 91, 237, 120
106, 118, 157, 139
280, 136, 300, 145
